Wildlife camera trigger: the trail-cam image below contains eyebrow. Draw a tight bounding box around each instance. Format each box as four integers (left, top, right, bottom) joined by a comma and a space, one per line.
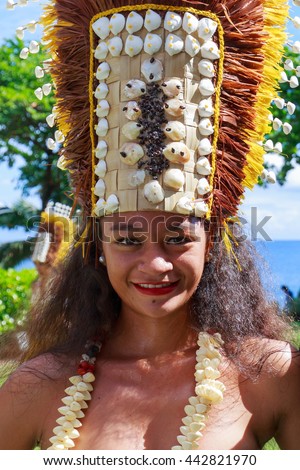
110, 223, 147, 232
109, 221, 188, 232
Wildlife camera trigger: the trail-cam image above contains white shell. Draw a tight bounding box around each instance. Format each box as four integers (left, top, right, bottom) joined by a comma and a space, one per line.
123, 101, 141, 120
176, 196, 194, 214
144, 180, 165, 204
109, 13, 125, 35
263, 139, 274, 151
266, 170, 276, 184
283, 122, 292, 135
46, 114, 55, 127
144, 9, 162, 32
126, 11, 144, 33
287, 101, 296, 115
129, 170, 146, 187
198, 59, 215, 78
165, 33, 184, 56
55, 130, 65, 144
273, 97, 285, 109
144, 33, 162, 55
183, 12, 199, 34
107, 37, 123, 56
94, 160, 107, 178
197, 178, 211, 195
196, 157, 212, 175
163, 121, 186, 141
164, 11, 182, 32
27, 20, 37, 34
290, 75, 299, 88
46, 138, 56, 150
106, 194, 120, 214
95, 140, 108, 159
164, 99, 186, 117
35, 66, 44, 78
29, 40, 40, 54
120, 143, 144, 165
185, 35, 201, 57
124, 79, 146, 99
34, 87, 43, 100
96, 62, 110, 80
163, 168, 185, 190
260, 168, 268, 180
82, 372, 95, 383
95, 118, 109, 137
94, 195, 119, 216
198, 98, 214, 117
141, 57, 163, 82
198, 138, 212, 156
161, 79, 182, 98
20, 47, 29, 59
122, 121, 143, 140
94, 82, 109, 99
198, 118, 214, 136
199, 78, 215, 97
163, 142, 190, 164
125, 35, 144, 57
198, 18, 218, 40
16, 27, 25, 40
92, 17, 110, 40
94, 42, 108, 60
42, 84, 52, 96
94, 179, 106, 197
201, 41, 220, 60
95, 100, 110, 118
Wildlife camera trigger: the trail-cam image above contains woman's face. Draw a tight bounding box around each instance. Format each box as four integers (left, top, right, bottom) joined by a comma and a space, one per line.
100, 211, 207, 320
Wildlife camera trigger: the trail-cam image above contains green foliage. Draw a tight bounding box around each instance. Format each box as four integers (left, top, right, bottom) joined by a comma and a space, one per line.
0, 268, 37, 335
0, 200, 39, 268
263, 438, 280, 450
0, 239, 35, 269
266, 47, 300, 184
0, 199, 39, 231
0, 38, 70, 208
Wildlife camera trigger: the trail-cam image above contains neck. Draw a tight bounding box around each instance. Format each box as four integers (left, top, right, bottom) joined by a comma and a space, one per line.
102, 308, 197, 360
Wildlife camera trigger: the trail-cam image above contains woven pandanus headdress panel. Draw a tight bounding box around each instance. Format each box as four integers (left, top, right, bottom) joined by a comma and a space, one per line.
40, 0, 288, 233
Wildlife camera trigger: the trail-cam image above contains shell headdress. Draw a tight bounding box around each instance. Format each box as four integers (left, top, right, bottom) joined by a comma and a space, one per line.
10, 0, 300, 238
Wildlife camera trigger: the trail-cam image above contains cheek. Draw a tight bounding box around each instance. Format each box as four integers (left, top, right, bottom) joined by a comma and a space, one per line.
182, 247, 206, 287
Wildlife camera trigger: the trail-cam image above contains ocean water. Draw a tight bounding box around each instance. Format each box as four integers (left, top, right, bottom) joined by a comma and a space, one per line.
255, 240, 300, 305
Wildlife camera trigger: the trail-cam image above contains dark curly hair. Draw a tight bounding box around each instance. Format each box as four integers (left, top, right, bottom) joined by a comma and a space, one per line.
0, 220, 292, 380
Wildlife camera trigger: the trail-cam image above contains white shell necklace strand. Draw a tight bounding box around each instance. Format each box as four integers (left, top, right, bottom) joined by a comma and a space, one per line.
47, 331, 225, 450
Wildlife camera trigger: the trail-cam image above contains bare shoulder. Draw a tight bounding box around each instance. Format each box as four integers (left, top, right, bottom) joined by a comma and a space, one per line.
0, 353, 75, 450
239, 338, 300, 449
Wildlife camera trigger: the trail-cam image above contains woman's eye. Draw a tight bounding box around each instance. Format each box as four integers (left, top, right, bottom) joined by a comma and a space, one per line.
166, 236, 191, 245
116, 237, 141, 246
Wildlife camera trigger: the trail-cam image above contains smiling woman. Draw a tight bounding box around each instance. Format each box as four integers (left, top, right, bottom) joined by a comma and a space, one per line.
1, 0, 300, 451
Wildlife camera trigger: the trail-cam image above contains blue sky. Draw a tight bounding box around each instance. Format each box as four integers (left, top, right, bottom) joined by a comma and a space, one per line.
0, 0, 300, 242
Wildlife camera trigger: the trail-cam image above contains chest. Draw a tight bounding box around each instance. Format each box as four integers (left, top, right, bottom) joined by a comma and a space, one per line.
40, 360, 265, 450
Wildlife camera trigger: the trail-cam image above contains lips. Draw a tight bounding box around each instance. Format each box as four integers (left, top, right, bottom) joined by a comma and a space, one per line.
132, 281, 179, 296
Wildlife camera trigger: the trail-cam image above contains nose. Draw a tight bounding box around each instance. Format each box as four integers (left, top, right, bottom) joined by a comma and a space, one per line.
137, 243, 173, 276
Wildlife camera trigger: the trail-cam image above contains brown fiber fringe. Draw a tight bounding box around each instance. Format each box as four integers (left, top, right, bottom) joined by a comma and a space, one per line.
42, 0, 277, 230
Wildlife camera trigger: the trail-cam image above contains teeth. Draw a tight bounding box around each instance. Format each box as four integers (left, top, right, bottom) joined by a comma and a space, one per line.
138, 283, 174, 288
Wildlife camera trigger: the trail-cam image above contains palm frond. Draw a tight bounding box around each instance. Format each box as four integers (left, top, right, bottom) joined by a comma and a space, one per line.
0, 239, 36, 269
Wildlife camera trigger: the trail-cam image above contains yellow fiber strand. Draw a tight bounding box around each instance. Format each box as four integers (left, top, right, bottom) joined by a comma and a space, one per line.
223, 221, 242, 271
243, 0, 289, 191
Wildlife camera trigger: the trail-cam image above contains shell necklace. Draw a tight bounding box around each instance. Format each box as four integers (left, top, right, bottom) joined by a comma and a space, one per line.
47, 331, 225, 450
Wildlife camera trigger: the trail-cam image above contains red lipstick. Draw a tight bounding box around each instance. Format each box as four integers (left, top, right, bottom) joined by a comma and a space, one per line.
132, 281, 179, 296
